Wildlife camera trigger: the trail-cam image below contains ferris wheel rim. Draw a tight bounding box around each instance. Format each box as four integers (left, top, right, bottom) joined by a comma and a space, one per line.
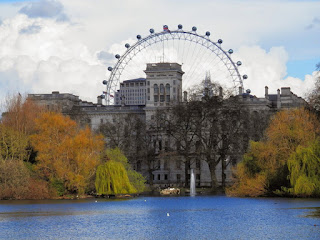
105, 27, 244, 105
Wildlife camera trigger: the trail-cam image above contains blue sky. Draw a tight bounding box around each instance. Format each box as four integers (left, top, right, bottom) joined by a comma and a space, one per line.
0, 0, 319, 104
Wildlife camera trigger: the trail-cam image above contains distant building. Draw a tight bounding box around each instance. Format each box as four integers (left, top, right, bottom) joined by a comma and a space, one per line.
28, 62, 307, 189
114, 78, 147, 106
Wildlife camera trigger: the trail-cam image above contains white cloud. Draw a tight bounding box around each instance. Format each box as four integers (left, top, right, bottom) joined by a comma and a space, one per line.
235, 45, 317, 97
0, 13, 106, 104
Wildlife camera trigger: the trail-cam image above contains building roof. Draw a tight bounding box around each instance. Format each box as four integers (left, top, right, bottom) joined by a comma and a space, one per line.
122, 78, 146, 83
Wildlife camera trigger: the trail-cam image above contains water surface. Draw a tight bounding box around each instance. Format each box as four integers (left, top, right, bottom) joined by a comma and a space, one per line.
0, 196, 319, 239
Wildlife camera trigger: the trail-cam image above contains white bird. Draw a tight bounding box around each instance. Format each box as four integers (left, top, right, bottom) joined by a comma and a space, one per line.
95, 200, 97, 203
167, 213, 170, 217
144, 200, 147, 202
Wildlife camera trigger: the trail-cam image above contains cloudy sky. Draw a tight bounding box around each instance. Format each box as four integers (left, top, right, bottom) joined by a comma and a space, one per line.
0, 0, 319, 106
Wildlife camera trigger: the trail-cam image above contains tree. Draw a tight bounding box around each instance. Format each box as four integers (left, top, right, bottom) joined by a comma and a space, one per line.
95, 148, 146, 195
166, 101, 202, 187
287, 139, 320, 197
196, 95, 248, 190
307, 64, 320, 111
31, 112, 104, 195
105, 148, 146, 192
227, 108, 320, 197
1, 94, 46, 162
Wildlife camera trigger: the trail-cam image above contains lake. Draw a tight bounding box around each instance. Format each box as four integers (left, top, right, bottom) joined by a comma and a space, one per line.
0, 196, 319, 239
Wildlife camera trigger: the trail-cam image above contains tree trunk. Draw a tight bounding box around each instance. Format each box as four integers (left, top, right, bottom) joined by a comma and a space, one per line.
208, 162, 218, 192
185, 158, 190, 188
221, 156, 226, 189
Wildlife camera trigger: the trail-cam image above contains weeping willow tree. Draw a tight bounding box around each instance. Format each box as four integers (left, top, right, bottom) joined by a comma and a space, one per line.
287, 139, 320, 197
105, 148, 146, 193
95, 160, 137, 195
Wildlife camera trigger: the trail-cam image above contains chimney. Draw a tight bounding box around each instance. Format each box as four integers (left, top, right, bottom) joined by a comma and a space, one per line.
97, 95, 102, 105
239, 87, 243, 95
219, 87, 223, 97
277, 89, 281, 109
265, 86, 269, 99
183, 91, 188, 102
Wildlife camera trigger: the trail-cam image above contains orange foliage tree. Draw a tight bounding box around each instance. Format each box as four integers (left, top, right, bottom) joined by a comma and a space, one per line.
227, 108, 320, 197
31, 112, 104, 195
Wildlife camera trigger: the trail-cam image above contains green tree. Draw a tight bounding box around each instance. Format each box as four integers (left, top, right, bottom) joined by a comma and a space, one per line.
287, 139, 320, 197
95, 160, 136, 195
95, 148, 146, 195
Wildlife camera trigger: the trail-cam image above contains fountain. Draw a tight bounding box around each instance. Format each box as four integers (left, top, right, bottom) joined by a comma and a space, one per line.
190, 169, 196, 196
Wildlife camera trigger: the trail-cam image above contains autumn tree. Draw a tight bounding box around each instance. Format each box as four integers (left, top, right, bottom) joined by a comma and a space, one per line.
31, 112, 104, 195
227, 108, 320, 197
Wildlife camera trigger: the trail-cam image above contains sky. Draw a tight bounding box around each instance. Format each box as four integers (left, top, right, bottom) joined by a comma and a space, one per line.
0, 0, 319, 107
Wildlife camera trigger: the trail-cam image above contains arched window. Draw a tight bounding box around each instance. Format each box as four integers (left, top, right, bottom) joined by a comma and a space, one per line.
160, 84, 165, 94
166, 83, 170, 93
154, 84, 159, 94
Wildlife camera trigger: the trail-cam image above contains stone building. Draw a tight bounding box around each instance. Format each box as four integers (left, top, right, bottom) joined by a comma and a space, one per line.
28, 62, 307, 189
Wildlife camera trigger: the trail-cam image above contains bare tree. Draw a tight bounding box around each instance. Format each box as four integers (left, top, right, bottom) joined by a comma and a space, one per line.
165, 101, 202, 187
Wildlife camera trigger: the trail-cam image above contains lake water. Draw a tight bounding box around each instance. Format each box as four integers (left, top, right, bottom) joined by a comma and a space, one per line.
0, 196, 319, 239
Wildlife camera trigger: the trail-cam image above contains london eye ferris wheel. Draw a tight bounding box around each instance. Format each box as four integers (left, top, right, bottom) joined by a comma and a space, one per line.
102, 24, 247, 105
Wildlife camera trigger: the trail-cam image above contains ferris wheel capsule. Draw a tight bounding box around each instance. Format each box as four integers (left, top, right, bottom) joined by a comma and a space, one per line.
107, 67, 113, 71
192, 26, 197, 31
137, 35, 141, 40
102, 80, 108, 85
237, 61, 242, 66
125, 43, 130, 48
115, 54, 120, 59
205, 31, 210, 36
243, 75, 248, 79
218, 39, 223, 44
178, 24, 183, 29
149, 28, 154, 34
228, 49, 233, 54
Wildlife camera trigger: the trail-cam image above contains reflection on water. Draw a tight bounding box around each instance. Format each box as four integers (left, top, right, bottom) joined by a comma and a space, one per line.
0, 196, 320, 240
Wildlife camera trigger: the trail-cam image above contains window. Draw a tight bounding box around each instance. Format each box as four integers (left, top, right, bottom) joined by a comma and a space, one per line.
160, 95, 165, 102
147, 88, 150, 93
160, 84, 165, 94
154, 95, 159, 102
100, 119, 103, 124
196, 174, 200, 181
147, 81, 150, 86
176, 159, 181, 169
196, 159, 200, 169
154, 84, 159, 94
158, 174, 161, 180
165, 141, 169, 151
166, 84, 170, 93
166, 95, 170, 102
136, 161, 141, 171
164, 174, 168, 180
177, 174, 181, 181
